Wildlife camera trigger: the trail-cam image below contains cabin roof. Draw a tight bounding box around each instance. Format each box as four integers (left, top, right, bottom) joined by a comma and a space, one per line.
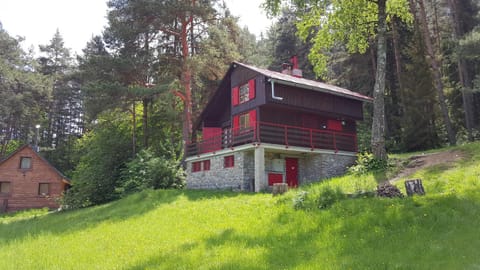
234, 62, 373, 102
194, 62, 373, 131
0, 145, 71, 184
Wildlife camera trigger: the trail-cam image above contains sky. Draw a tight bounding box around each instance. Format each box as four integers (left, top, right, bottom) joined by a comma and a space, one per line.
0, 0, 273, 55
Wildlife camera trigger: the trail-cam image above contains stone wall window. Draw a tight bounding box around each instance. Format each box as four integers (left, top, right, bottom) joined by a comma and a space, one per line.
224, 155, 234, 168
192, 161, 202, 172
203, 160, 210, 171
38, 183, 50, 196
20, 157, 32, 169
0, 182, 11, 194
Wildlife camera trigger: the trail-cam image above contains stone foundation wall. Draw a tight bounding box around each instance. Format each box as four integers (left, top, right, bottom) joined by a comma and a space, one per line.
186, 149, 356, 192
299, 153, 356, 185
187, 151, 254, 191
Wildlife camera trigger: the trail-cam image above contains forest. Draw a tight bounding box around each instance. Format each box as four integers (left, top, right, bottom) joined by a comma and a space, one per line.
1, 0, 479, 208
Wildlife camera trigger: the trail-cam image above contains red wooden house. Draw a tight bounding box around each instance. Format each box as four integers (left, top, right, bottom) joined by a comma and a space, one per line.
186, 60, 372, 192
0, 145, 70, 212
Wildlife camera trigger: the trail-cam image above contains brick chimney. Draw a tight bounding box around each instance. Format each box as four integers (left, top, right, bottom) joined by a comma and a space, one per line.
281, 55, 302, 78
290, 55, 303, 78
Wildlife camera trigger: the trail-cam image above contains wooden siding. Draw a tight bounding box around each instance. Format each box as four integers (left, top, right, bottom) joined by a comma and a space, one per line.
0, 146, 67, 212
265, 83, 364, 120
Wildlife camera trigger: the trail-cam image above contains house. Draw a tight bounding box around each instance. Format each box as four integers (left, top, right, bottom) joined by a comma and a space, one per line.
185, 59, 372, 192
0, 145, 70, 212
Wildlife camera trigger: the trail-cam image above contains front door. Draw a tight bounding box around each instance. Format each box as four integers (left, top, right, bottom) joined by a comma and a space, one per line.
285, 158, 298, 187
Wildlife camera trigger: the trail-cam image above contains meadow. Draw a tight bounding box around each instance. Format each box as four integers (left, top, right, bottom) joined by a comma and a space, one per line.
1, 142, 479, 269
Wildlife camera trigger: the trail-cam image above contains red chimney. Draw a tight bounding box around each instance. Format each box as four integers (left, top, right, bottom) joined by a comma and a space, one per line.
290, 55, 302, 78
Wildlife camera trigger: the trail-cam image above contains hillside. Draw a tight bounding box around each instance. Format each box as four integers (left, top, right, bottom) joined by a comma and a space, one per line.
1, 142, 480, 270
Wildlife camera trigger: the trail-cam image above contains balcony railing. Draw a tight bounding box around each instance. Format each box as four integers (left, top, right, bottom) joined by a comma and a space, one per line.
186, 122, 357, 157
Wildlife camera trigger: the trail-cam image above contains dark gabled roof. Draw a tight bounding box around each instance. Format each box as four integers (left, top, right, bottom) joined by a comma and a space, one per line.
234, 62, 373, 102
194, 62, 373, 131
0, 145, 70, 184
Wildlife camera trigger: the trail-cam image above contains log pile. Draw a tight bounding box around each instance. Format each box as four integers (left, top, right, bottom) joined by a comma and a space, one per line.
376, 182, 404, 198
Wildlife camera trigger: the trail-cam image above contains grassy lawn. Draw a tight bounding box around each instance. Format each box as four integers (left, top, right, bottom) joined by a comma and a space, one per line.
1, 142, 479, 269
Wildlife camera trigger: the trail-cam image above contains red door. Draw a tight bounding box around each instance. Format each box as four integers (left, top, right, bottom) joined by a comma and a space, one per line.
285, 158, 298, 187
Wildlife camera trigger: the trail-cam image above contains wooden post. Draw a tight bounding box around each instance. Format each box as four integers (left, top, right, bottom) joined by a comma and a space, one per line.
405, 179, 425, 196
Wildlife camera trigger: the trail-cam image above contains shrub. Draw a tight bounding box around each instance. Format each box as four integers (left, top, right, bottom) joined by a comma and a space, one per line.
348, 152, 389, 175
315, 186, 346, 209
119, 149, 185, 195
293, 191, 309, 210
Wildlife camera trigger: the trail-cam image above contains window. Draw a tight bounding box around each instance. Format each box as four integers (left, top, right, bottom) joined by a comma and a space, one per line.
20, 157, 32, 169
239, 83, 250, 103
203, 160, 210, 171
239, 113, 250, 130
38, 183, 50, 196
0, 182, 11, 194
192, 161, 202, 172
224, 155, 234, 168
232, 79, 255, 106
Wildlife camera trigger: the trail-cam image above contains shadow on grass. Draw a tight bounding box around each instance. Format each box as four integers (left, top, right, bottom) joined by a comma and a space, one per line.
124, 191, 480, 270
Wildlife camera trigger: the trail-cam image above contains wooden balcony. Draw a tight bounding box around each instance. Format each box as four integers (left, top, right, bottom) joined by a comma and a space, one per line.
186, 122, 357, 157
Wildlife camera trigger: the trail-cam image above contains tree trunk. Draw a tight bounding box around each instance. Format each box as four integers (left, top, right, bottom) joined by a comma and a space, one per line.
447, 0, 474, 141
132, 101, 137, 158
142, 98, 149, 148
416, 0, 456, 145
371, 0, 388, 161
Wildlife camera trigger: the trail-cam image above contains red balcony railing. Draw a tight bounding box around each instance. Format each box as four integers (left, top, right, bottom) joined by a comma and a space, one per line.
186, 122, 357, 157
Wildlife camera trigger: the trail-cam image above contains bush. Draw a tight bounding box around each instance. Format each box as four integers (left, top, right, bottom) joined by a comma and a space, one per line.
119, 149, 185, 195
315, 186, 346, 209
348, 152, 389, 175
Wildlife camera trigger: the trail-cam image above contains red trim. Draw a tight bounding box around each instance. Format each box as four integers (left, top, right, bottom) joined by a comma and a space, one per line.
249, 110, 256, 128
224, 155, 234, 168
268, 173, 283, 185
327, 120, 343, 131
203, 160, 210, 171
248, 79, 255, 100
233, 115, 240, 130
232, 86, 239, 106
192, 161, 202, 172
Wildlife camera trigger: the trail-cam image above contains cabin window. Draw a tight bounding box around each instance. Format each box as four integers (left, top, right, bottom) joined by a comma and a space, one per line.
38, 183, 50, 196
239, 113, 250, 130
224, 155, 234, 168
232, 79, 255, 106
0, 182, 11, 194
192, 161, 202, 172
20, 157, 32, 169
203, 160, 210, 171
239, 84, 250, 103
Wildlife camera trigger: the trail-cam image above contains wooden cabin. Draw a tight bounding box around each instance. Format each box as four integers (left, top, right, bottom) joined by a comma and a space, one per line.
185, 60, 372, 192
0, 145, 70, 212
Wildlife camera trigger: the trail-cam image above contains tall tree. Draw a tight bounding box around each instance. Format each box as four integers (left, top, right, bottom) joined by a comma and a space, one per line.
410, 0, 456, 145
0, 24, 51, 157
263, 0, 412, 160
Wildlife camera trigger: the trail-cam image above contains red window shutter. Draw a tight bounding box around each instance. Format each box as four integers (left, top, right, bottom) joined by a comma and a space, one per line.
203, 160, 210, 171
233, 115, 240, 130
249, 110, 257, 128
327, 120, 343, 131
248, 79, 255, 100
232, 86, 239, 106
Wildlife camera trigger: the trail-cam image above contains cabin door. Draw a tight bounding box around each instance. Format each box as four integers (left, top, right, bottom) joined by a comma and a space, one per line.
285, 158, 298, 187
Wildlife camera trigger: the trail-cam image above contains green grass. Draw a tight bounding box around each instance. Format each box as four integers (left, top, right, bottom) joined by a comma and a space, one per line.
1, 142, 480, 269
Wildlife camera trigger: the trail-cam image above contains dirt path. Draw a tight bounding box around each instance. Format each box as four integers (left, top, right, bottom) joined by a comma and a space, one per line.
389, 150, 464, 183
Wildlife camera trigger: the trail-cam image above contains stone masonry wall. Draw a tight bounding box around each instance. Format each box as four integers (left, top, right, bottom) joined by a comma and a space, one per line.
299, 153, 356, 185
187, 151, 253, 191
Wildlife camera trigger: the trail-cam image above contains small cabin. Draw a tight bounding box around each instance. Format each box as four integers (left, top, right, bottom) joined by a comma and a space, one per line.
0, 145, 70, 212
185, 60, 372, 192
